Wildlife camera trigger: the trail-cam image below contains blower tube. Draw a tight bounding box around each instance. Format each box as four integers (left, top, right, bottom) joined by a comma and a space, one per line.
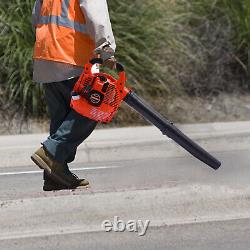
124, 91, 221, 170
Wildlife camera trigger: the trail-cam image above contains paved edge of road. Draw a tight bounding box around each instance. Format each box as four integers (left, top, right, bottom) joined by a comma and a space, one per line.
0, 121, 250, 168
0, 184, 250, 240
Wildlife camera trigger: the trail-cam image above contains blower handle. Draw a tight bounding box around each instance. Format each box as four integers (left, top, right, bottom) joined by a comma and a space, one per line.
87, 58, 128, 98
89, 58, 125, 73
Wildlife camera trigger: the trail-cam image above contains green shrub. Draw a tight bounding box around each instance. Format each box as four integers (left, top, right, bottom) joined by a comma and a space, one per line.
0, 0, 45, 116
187, 0, 250, 75
109, 0, 196, 97
167, 0, 250, 96
0, 0, 198, 117
220, 0, 250, 73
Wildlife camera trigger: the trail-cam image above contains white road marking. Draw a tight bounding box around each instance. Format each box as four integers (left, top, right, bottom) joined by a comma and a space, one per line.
0, 165, 122, 176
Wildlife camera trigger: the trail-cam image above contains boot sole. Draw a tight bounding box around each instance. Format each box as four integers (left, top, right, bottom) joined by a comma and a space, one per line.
31, 153, 72, 188
43, 184, 89, 192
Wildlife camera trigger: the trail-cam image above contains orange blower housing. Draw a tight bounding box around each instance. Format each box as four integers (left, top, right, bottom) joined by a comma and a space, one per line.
71, 58, 129, 123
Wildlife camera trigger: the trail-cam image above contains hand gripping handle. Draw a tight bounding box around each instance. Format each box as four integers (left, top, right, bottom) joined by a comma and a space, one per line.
89, 58, 125, 73
87, 58, 127, 95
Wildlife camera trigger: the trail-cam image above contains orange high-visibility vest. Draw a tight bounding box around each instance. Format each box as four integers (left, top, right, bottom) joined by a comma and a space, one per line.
33, 0, 95, 66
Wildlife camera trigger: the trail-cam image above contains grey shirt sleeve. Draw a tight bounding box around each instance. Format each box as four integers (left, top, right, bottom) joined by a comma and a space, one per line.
79, 0, 116, 51
32, 0, 43, 30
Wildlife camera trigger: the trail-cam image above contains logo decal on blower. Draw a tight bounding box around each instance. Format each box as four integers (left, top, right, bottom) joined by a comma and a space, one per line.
88, 90, 104, 107
90, 93, 101, 104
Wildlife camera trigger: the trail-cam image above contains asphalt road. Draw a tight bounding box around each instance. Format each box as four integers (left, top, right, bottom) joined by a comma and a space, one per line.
0, 150, 249, 200
0, 149, 250, 249
1, 219, 250, 250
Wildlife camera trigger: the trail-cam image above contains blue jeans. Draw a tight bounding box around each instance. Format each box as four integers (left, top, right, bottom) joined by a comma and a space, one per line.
42, 77, 97, 165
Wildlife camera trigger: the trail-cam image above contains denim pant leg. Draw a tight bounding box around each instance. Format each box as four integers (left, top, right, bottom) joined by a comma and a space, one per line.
42, 78, 97, 165
44, 79, 75, 136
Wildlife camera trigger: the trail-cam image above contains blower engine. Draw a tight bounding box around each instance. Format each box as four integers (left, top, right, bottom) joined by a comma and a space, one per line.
71, 58, 128, 123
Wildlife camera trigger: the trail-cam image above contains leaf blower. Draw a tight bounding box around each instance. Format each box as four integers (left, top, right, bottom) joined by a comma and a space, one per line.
71, 58, 221, 170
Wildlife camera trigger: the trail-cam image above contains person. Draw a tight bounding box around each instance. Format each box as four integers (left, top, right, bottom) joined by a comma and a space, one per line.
31, 0, 116, 191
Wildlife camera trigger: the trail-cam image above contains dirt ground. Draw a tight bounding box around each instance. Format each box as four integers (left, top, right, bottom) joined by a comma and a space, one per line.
0, 93, 250, 135
166, 93, 250, 123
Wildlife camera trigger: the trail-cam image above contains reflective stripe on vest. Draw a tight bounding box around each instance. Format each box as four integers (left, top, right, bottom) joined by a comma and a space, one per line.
39, 15, 87, 33
38, 0, 87, 34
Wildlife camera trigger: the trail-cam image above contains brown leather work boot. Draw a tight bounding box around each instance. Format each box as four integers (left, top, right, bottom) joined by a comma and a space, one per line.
31, 146, 88, 188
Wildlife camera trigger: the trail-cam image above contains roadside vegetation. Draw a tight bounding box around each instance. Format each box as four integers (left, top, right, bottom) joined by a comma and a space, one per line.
0, 0, 249, 128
